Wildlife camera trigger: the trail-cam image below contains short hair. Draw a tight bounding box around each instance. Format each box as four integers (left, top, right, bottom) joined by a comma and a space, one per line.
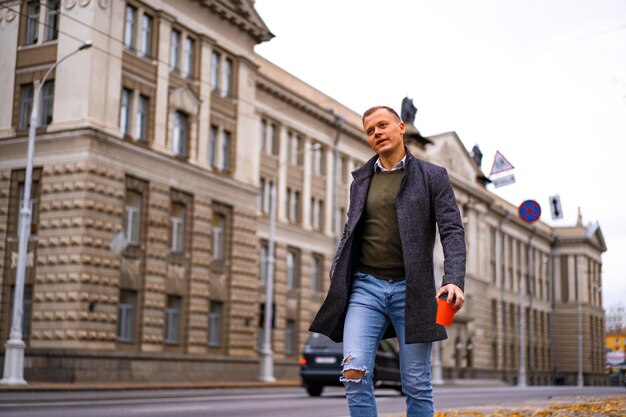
362, 106, 401, 124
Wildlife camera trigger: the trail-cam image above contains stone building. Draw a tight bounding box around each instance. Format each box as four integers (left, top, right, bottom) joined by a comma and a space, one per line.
0, 0, 608, 385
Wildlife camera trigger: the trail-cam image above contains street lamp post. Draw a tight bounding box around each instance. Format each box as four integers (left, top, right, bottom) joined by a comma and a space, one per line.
259, 179, 277, 382
1, 41, 92, 385
517, 227, 536, 388
331, 113, 343, 248
259, 143, 320, 382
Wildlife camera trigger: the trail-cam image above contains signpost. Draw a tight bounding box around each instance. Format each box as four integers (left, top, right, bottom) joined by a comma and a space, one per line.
492, 173, 516, 188
490, 151, 515, 176
518, 200, 541, 223
548, 195, 563, 220
489, 151, 515, 189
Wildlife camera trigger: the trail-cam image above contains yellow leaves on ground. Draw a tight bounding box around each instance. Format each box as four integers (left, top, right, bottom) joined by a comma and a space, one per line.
432, 396, 626, 417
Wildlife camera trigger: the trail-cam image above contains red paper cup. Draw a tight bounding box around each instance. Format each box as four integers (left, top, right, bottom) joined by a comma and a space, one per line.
436, 297, 455, 326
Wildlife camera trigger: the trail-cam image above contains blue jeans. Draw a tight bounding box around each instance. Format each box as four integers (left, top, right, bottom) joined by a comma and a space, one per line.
341, 272, 433, 417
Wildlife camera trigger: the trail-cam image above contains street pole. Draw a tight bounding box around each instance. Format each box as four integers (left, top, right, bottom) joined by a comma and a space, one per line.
498, 212, 510, 383
258, 143, 320, 382
431, 341, 444, 385
526, 227, 536, 385
549, 234, 558, 384
517, 227, 535, 387
577, 302, 584, 387
259, 181, 277, 382
1, 41, 92, 386
517, 248, 527, 387
331, 113, 343, 249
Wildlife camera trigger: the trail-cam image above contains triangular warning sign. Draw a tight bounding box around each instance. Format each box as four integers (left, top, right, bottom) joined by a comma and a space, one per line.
490, 151, 515, 176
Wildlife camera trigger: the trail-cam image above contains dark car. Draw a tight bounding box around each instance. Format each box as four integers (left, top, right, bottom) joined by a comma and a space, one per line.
299, 332, 402, 396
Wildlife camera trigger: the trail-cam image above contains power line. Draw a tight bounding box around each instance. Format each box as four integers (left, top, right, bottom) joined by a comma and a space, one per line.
499, 22, 626, 65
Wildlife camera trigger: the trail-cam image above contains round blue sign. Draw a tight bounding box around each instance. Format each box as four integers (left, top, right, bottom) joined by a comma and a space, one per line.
518, 200, 541, 223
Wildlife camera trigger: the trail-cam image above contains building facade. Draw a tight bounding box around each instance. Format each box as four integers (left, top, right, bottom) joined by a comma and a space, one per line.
606, 303, 626, 332
0, 0, 608, 385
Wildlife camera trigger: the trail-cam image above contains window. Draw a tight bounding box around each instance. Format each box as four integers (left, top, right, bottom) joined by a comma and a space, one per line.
260, 120, 267, 152
288, 132, 302, 165
170, 202, 185, 253
286, 249, 299, 289
139, 13, 152, 57
310, 198, 325, 231
172, 111, 188, 157
318, 199, 324, 231
285, 320, 295, 355
120, 88, 132, 135
170, 30, 181, 71
311, 144, 326, 176
293, 191, 301, 223
224, 57, 233, 97
121, 88, 151, 141
489, 227, 497, 284
209, 125, 218, 167
136, 95, 148, 141
212, 213, 226, 261
22, 285, 33, 339
183, 37, 195, 77
311, 254, 323, 292
258, 303, 275, 350
19, 84, 33, 130
285, 188, 300, 223
210, 51, 221, 91
39, 81, 54, 127
208, 301, 223, 347
117, 290, 136, 342
164, 296, 181, 344
11, 285, 33, 339
258, 324, 264, 350
45, 0, 60, 42
124, 190, 142, 245
286, 188, 292, 222
260, 241, 268, 285
258, 178, 266, 212
260, 119, 279, 155
221, 130, 231, 171
268, 123, 278, 155
25, 0, 40, 45
341, 156, 349, 183
123, 5, 137, 49
258, 179, 272, 214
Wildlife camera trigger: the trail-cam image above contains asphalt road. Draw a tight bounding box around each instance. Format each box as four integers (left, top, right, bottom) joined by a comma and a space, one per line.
0, 386, 624, 417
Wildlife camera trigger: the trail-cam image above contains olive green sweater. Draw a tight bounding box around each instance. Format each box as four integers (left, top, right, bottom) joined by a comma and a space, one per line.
356, 170, 405, 279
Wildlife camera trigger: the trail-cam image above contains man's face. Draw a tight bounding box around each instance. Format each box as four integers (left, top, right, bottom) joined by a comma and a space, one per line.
363, 108, 405, 157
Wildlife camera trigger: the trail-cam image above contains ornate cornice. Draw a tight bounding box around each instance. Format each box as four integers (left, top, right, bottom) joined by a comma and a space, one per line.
256, 75, 363, 141
197, 0, 273, 43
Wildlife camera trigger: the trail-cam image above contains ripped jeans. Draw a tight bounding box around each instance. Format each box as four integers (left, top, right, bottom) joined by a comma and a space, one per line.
342, 272, 433, 417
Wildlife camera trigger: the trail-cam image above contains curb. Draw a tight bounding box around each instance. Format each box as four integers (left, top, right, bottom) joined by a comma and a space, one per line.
0, 378, 302, 392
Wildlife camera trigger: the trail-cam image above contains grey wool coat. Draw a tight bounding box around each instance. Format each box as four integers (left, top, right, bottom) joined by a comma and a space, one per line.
309, 148, 466, 344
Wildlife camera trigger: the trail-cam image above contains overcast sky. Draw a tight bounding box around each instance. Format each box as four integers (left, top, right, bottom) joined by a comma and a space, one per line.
254, 0, 626, 309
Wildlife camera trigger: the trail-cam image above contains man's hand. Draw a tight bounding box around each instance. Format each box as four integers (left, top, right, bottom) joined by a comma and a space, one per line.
436, 284, 465, 312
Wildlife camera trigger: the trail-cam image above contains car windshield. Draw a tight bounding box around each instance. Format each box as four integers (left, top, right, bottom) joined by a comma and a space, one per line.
306, 333, 342, 348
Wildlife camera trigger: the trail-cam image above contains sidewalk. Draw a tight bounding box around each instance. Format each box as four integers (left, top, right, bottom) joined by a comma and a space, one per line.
383, 395, 626, 417
0, 378, 301, 392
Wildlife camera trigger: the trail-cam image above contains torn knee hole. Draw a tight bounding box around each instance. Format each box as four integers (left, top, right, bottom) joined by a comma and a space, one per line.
343, 369, 366, 380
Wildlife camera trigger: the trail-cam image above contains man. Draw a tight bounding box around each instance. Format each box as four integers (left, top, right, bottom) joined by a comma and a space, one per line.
309, 106, 466, 417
